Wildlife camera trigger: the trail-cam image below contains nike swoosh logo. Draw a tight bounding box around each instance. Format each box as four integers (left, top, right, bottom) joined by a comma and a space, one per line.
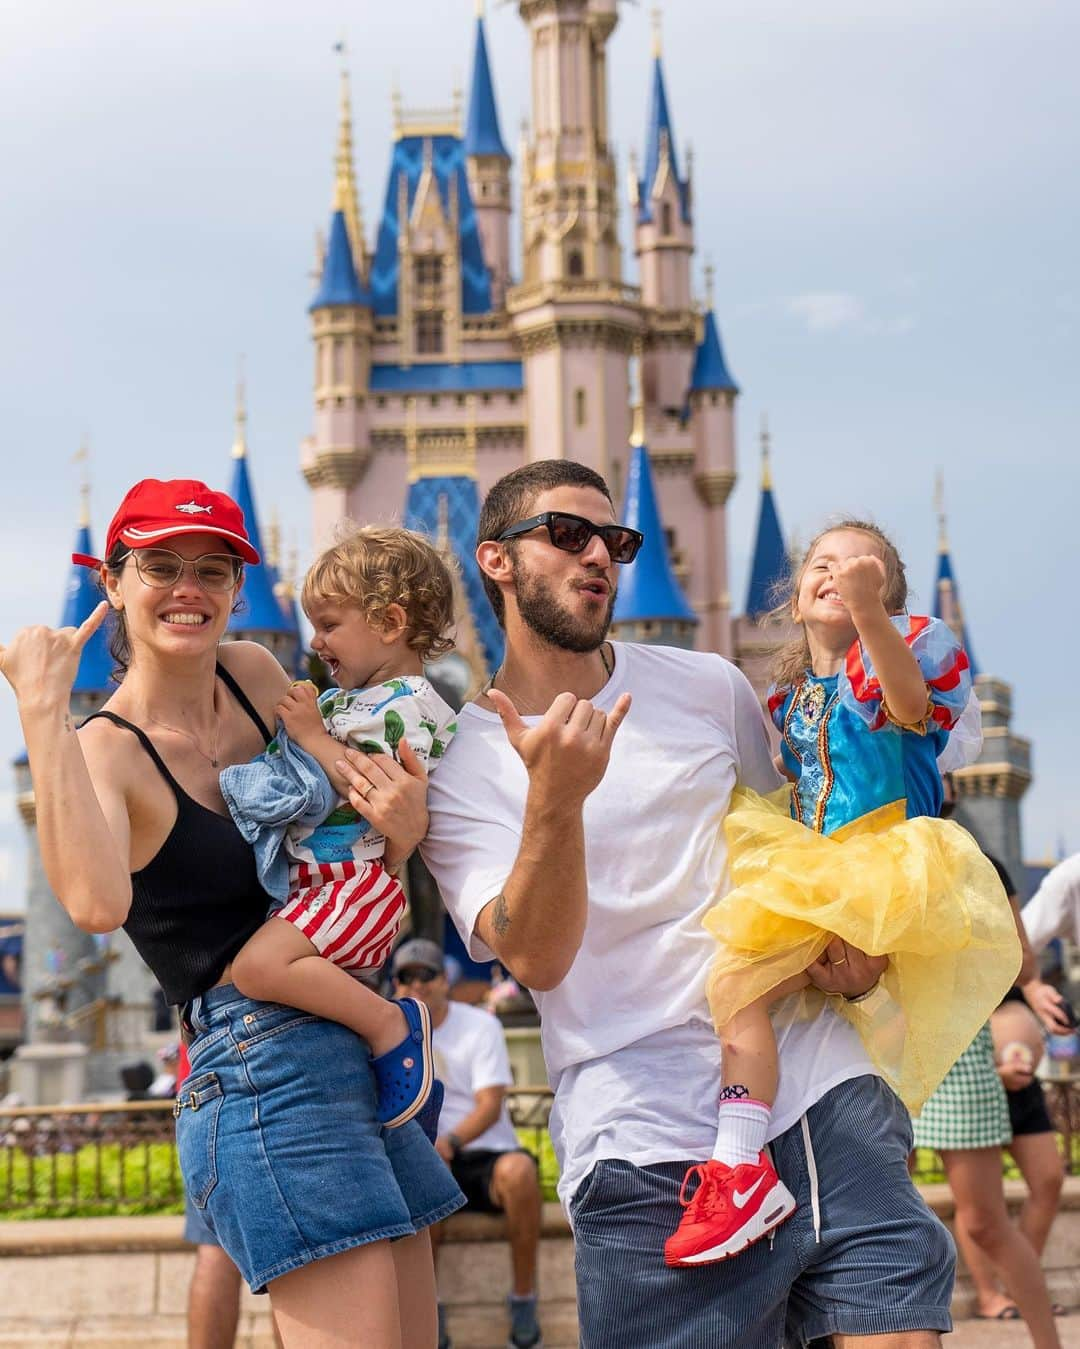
732, 1176, 766, 1209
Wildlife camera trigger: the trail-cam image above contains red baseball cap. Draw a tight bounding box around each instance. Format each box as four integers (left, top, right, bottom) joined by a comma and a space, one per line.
73, 479, 261, 568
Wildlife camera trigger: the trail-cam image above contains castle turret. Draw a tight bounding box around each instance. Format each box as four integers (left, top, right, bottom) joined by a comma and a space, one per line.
732, 418, 794, 698
226, 380, 303, 670
510, 0, 643, 476
934, 481, 1031, 890
611, 430, 698, 649
301, 66, 374, 548
464, 2, 512, 308
688, 270, 739, 653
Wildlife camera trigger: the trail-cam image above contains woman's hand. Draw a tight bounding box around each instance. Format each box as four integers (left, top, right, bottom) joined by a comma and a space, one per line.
1022, 979, 1074, 1035
998, 1059, 1035, 1093
336, 739, 429, 869
806, 937, 888, 999
0, 602, 109, 711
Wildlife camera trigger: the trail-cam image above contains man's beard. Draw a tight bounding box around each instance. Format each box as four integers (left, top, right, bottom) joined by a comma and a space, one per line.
512, 557, 615, 653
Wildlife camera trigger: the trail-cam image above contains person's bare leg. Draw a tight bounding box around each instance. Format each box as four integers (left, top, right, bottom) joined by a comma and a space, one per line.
269, 1241, 402, 1349
187, 1244, 241, 1349
717, 973, 810, 1103
954, 1189, 1017, 1319
833, 1334, 941, 1348
391, 1231, 438, 1349
1011, 1131, 1065, 1256
942, 1148, 1061, 1348
232, 918, 407, 1056
491, 1152, 542, 1297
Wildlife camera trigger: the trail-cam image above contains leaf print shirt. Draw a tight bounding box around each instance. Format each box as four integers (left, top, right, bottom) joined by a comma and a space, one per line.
284, 676, 458, 873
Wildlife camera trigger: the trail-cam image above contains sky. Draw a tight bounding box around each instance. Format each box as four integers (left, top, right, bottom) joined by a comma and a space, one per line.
1, 0, 1077, 908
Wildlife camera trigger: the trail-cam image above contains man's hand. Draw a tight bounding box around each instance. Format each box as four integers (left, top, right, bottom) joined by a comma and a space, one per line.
806, 938, 888, 998
276, 681, 326, 751
487, 687, 632, 804
1022, 979, 1074, 1035
830, 555, 887, 618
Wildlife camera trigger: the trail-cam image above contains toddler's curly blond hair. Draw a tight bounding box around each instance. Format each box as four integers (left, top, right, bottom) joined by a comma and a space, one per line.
302, 525, 456, 663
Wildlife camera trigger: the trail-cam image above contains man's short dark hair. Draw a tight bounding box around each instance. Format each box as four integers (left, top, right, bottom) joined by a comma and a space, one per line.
477, 460, 614, 626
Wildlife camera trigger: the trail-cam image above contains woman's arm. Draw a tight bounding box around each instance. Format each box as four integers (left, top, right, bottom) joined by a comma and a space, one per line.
1, 605, 134, 932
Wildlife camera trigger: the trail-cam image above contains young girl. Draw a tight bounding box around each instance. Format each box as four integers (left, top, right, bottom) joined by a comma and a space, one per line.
224, 525, 458, 1128
665, 520, 1021, 1267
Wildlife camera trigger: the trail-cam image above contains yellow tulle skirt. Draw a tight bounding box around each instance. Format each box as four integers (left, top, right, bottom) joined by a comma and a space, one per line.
705, 787, 1022, 1114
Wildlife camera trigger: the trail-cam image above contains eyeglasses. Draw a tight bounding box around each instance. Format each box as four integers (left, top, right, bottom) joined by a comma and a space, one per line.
121, 549, 243, 593
396, 967, 440, 985
495, 512, 644, 564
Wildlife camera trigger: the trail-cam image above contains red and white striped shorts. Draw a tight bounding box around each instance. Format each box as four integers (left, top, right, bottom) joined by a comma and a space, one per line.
274, 861, 406, 974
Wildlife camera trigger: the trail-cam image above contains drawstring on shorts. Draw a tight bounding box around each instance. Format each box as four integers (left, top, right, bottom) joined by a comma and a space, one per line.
800, 1113, 822, 1244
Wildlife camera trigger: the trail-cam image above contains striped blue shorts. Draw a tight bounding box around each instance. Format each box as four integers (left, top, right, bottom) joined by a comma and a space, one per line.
571, 1074, 955, 1347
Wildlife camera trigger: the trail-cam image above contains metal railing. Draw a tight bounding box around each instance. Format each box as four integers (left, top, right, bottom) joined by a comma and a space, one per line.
1, 1079, 1073, 1219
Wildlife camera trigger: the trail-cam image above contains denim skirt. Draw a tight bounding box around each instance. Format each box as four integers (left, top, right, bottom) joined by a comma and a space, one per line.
176, 984, 464, 1291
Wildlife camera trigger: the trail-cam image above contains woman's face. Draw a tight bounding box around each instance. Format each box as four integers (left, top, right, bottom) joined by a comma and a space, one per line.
105, 532, 240, 663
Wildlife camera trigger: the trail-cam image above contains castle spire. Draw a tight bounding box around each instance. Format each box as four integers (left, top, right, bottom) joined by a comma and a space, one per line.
332, 49, 366, 274
744, 417, 789, 620
231, 360, 247, 460
932, 472, 977, 674
64, 475, 113, 697
638, 25, 690, 225
690, 304, 739, 394
465, 3, 508, 158
612, 440, 698, 644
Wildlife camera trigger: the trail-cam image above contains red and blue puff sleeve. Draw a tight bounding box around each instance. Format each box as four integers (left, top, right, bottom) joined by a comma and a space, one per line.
839, 614, 971, 734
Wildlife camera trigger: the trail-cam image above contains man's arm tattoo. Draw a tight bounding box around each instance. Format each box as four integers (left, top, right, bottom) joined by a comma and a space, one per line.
491, 893, 511, 938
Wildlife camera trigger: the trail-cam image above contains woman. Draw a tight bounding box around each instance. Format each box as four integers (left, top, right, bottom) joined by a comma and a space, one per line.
0, 478, 463, 1347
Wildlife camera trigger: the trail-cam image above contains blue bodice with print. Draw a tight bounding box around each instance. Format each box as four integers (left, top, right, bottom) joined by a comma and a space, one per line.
768, 615, 971, 836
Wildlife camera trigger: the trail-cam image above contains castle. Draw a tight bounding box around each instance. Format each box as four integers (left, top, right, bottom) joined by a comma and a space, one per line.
10, 1, 1032, 1099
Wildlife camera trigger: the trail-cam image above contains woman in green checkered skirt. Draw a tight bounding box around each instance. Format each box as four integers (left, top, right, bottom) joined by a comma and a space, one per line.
912, 845, 1060, 1344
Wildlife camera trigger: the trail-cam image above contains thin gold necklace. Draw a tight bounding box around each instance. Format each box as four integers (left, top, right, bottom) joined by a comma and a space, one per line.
483, 642, 613, 714
144, 706, 222, 768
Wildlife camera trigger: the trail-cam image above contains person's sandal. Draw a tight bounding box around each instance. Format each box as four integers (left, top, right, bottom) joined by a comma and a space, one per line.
371, 997, 434, 1128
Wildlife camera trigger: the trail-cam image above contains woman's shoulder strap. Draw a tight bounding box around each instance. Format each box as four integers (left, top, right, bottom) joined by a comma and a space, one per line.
80, 710, 182, 795
215, 661, 273, 743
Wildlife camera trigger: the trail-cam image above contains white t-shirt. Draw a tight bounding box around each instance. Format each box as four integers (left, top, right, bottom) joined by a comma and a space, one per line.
1022, 854, 1080, 954
433, 1001, 520, 1154
423, 641, 875, 1207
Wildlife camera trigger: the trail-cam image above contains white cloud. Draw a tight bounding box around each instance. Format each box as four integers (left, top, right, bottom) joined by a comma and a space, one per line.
785, 292, 916, 337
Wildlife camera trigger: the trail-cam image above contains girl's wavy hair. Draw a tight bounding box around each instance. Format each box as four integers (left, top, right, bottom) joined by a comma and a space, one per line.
302, 523, 456, 663
769, 518, 908, 690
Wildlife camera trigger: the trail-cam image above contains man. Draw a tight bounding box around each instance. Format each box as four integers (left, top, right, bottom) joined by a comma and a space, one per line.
421, 459, 956, 1347
1018, 852, 1080, 1035
391, 937, 543, 1349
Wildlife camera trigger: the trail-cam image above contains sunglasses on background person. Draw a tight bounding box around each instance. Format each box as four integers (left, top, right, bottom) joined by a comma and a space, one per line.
120, 549, 244, 592
396, 967, 441, 985
495, 512, 644, 565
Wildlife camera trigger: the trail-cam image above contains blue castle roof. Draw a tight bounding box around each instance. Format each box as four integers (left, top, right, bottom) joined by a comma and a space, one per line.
309, 209, 369, 311
403, 475, 503, 671
690, 310, 739, 394
745, 478, 789, 620
64, 522, 114, 695
227, 454, 298, 637
369, 135, 492, 317
638, 56, 690, 226
934, 548, 978, 677
464, 15, 508, 159
613, 442, 698, 625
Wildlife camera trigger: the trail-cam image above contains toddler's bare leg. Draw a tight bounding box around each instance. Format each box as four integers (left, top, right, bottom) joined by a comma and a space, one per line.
231, 919, 407, 1056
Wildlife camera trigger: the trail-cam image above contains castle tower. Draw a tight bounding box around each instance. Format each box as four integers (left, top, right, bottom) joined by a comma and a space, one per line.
611, 430, 698, 648
688, 270, 740, 654
631, 14, 695, 420
464, 2, 512, 309
935, 483, 1031, 890
226, 379, 303, 670
732, 417, 794, 697
301, 68, 374, 548
510, 0, 644, 473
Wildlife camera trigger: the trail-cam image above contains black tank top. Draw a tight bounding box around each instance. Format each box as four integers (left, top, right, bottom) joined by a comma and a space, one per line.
83, 664, 273, 1005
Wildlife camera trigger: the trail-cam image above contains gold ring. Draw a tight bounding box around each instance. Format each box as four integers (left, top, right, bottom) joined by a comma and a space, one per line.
360, 782, 376, 800
831, 956, 848, 966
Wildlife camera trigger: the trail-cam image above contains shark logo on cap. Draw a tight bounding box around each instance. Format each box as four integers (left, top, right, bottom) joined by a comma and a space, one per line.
175, 501, 213, 515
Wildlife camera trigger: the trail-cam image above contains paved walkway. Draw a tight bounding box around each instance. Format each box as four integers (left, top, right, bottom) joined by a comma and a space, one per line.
951, 1313, 1080, 1348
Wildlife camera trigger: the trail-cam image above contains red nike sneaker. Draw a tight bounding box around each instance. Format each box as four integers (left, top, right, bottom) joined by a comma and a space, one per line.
664, 1154, 796, 1267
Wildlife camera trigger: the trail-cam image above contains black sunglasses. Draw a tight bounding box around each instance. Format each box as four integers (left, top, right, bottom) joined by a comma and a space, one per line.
396, 967, 440, 985
495, 512, 644, 564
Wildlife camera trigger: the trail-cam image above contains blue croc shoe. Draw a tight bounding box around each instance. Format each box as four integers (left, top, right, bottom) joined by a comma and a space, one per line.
371, 997, 434, 1128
